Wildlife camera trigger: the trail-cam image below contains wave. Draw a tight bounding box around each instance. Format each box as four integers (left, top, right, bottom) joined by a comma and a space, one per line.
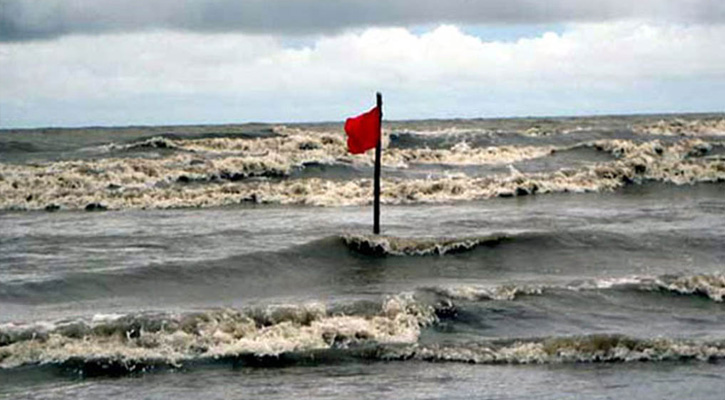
388, 119, 605, 142
634, 118, 725, 137
0, 295, 436, 370
4, 320, 725, 375
104, 136, 184, 152
386, 143, 556, 168
1, 138, 723, 210
103, 132, 556, 168
651, 274, 725, 302
0, 235, 354, 301
2, 274, 724, 374
0, 141, 43, 154
0, 230, 613, 303
382, 334, 725, 364
422, 284, 544, 301
422, 273, 725, 303
341, 234, 509, 256
562, 273, 725, 303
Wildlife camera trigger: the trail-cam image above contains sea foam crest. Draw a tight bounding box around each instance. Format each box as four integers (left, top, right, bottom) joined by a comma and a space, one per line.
0, 295, 435, 370
568, 273, 725, 302
420, 273, 725, 302
105, 136, 182, 152
634, 118, 725, 136
341, 234, 508, 256
654, 274, 725, 302
382, 335, 725, 364
423, 284, 543, 301
1, 138, 723, 211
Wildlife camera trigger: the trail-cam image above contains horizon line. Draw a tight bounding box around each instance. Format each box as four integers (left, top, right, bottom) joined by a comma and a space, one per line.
1, 109, 723, 132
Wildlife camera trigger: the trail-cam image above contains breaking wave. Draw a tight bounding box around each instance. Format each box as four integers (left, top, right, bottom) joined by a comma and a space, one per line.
382, 335, 725, 364
0, 137, 723, 211
341, 234, 509, 256
99, 129, 556, 165
0, 295, 436, 371
2, 273, 724, 374
104, 137, 184, 152
422, 273, 725, 303
422, 284, 545, 301
647, 274, 725, 302
3, 312, 725, 375
634, 118, 725, 137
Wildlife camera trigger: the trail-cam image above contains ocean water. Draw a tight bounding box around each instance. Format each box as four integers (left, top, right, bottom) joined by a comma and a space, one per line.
1, 114, 725, 399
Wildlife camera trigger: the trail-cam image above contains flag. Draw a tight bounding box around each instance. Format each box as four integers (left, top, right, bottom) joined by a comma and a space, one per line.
344, 106, 381, 154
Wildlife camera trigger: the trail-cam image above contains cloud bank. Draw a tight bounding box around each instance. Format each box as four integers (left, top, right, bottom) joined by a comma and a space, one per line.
2, 22, 723, 127
2, 0, 724, 41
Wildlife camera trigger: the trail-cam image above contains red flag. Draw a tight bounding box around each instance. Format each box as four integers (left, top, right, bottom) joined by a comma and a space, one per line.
344, 106, 380, 154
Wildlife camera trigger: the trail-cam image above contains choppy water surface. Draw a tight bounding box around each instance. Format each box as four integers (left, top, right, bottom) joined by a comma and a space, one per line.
1, 114, 725, 399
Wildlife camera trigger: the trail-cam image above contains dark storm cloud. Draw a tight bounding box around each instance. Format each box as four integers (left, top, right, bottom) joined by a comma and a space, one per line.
2, 0, 724, 42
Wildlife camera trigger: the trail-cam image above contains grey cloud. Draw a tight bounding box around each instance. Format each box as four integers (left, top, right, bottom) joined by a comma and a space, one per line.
2, 0, 724, 42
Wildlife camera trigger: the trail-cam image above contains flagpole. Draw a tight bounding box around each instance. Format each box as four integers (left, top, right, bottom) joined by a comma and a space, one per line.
373, 92, 382, 235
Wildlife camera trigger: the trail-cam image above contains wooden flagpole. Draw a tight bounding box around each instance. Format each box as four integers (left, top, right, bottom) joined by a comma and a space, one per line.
373, 92, 382, 235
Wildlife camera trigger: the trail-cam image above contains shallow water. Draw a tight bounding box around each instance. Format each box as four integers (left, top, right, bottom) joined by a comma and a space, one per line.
4, 361, 725, 400
1, 114, 724, 399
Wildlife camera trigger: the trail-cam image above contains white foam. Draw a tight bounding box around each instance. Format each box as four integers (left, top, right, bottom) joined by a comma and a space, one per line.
384, 335, 725, 364
342, 234, 507, 256
426, 284, 543, 301
634, 118, 725, 136
0, 295, 436, 369
1, 138, 723, 211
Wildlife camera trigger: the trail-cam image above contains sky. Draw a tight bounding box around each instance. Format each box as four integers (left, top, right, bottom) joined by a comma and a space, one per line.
1, 0, 724, 128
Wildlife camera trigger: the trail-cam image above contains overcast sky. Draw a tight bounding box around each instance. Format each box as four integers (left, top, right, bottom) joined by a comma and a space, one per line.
1, 0, 724, 128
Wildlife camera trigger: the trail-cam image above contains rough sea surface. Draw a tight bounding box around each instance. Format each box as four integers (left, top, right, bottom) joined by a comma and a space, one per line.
1, 113, 725, 399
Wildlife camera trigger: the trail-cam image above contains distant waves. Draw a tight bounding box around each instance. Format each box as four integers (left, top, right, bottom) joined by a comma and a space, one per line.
0, 137, 723, 211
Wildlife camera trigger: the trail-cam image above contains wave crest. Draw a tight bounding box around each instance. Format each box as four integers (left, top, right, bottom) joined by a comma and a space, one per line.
0, 295, 436, 370
1, 138, 724, 210
654, 274, 725, 302
634, 118, 725, 136
569, 273, 725, 302
421, 273, 725, 302
105, 137, 182, 152
341, 234, 508, 256
384, 335, 725, 364
423, 284, 543, 301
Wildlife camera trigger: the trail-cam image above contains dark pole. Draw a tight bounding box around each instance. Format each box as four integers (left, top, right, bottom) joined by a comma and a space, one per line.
373, 92, 382, 235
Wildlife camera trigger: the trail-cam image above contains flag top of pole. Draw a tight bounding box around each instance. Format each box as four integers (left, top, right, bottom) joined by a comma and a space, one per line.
343, 93, 383, 234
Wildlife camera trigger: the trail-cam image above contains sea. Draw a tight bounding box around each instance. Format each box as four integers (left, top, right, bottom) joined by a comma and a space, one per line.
1, 113, 724, 399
